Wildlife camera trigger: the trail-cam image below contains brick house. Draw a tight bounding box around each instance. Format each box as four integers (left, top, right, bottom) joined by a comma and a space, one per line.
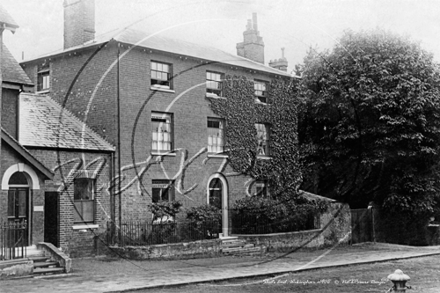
20, 0, 293, 239
0, 3, 114, 257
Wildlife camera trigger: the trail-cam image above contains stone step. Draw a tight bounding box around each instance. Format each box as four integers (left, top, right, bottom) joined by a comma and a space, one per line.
33, 261, 59, 269
26, 245, 45, 257
222, 246, 265, 255
221, 240, 247, 248
33, 267, 65, 275
29, 256, 50, 263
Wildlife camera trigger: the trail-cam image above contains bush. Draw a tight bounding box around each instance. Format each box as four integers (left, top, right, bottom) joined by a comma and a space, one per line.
147, 200, 182, 223
376, 211, 434, 246
185, 205, 222, 238
231, 196, 319, 234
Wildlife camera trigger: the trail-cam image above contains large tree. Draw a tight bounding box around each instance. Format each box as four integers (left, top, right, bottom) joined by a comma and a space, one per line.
299, 30, 440, 215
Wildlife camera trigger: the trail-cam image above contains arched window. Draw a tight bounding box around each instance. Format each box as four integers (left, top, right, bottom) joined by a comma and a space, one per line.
208, 178, 222, 210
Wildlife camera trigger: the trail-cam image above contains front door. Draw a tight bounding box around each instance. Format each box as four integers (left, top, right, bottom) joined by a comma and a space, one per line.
208, 176, 229, 237
7, 188, 29, 247
44, 192, 59, 246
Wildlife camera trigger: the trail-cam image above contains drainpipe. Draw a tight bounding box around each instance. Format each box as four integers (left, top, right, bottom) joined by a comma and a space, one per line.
0, 28, 3, 169
117, 43, 122, 243
109, 151, 115, 244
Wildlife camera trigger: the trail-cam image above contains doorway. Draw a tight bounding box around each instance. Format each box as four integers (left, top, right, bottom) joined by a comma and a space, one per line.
7, 172, 30, 247
207, 174, 229, 237
44, 192, 59, 247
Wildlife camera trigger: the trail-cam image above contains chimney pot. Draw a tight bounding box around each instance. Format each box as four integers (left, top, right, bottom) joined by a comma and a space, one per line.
252, 13, 258, 31
236, 13, 264, 64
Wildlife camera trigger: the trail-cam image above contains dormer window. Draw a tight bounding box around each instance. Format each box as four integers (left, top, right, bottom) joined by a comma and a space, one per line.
37, 63, 50, 92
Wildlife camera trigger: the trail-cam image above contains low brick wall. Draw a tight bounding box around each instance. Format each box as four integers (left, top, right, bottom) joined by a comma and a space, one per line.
320, 202, 352, 246
236, 229, 324, 252
110, 239, 222, 260
235, 202, 351, 252
109, 201, 352, 259
0, 259, 33, 280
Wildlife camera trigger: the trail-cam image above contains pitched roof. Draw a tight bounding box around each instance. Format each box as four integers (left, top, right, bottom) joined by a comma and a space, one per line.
1, 128, 53, 179
2, 43, 33, 86
0, 4, 18, 32
23, 28, 293, 78
19, 93, 115, 152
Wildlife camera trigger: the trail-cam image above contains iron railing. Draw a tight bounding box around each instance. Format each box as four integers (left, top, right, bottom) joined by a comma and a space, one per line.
111, 211, 317, 247
0, 221, 27, 260
113, 220, 221, 247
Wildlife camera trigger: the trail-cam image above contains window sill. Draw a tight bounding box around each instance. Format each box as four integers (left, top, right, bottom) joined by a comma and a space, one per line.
206, 93, 226, 99
257, 155, 272, 160
36, 89, 50, 94
150, 86, 175, 93
207, 153, 228, 158
254, 98, 270, 105
151, 151, 177, 157
72, 224, 99, 230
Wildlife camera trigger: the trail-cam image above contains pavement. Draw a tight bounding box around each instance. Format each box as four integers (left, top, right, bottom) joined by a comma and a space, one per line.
1, 242, 440, 293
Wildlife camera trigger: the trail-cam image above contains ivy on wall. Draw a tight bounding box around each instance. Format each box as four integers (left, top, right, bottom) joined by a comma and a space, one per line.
207, 75, 302, 199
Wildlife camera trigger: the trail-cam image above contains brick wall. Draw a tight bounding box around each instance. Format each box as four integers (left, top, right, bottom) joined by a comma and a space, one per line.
0, 143, 47, 246
21, 43, 288, 224
28, 148, 112, 257
21, 43, 118, 145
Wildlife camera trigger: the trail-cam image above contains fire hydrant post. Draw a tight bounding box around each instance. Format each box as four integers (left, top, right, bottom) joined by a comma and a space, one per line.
388, 269, 411, 292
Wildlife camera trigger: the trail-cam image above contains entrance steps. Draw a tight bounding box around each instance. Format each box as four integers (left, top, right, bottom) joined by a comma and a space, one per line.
30, 255, 65, 275
25, 244, 69, 276
220, 237, 266, 256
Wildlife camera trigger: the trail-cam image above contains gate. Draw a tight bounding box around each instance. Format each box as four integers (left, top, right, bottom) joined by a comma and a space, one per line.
351, 208, 372, 244
0, 221, 27, 260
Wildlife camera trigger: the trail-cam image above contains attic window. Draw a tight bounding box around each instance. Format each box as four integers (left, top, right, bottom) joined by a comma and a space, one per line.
37, 64, 50, 92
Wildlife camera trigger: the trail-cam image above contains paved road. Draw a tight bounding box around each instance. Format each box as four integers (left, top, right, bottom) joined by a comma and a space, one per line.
1, 243, 439, 293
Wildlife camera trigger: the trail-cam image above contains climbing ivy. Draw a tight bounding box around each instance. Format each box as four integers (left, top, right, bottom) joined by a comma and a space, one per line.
207, 75, 303, 199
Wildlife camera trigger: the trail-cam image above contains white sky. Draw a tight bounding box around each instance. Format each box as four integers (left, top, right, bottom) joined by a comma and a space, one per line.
2, 0, 440, 72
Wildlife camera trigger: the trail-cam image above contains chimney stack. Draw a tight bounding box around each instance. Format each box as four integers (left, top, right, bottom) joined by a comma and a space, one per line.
236, 13, 265, 64
269, 48, 288, 72
63, 0, 95, 49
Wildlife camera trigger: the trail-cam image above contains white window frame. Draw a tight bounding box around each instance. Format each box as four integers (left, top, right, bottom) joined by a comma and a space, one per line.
73, 178, 95, 224
254, 80, 268, 104
37, 65, 50, 92
207, 117, 225, 154
151, 61, 172, 90
206, 71, 223, 96
255, 123, 270, 157
151, 112, 173, 154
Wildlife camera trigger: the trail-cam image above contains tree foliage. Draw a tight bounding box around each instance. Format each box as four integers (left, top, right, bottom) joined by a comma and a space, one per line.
299, 30, 440, 215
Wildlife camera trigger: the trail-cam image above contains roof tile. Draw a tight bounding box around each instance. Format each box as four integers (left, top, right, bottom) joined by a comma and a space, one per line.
2, 44, 33, 85
19, 93, 115, 151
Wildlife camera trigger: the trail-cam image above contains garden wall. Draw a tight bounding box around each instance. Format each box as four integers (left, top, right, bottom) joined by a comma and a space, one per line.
236, 229, 324, 252
110, 239, 222, 259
